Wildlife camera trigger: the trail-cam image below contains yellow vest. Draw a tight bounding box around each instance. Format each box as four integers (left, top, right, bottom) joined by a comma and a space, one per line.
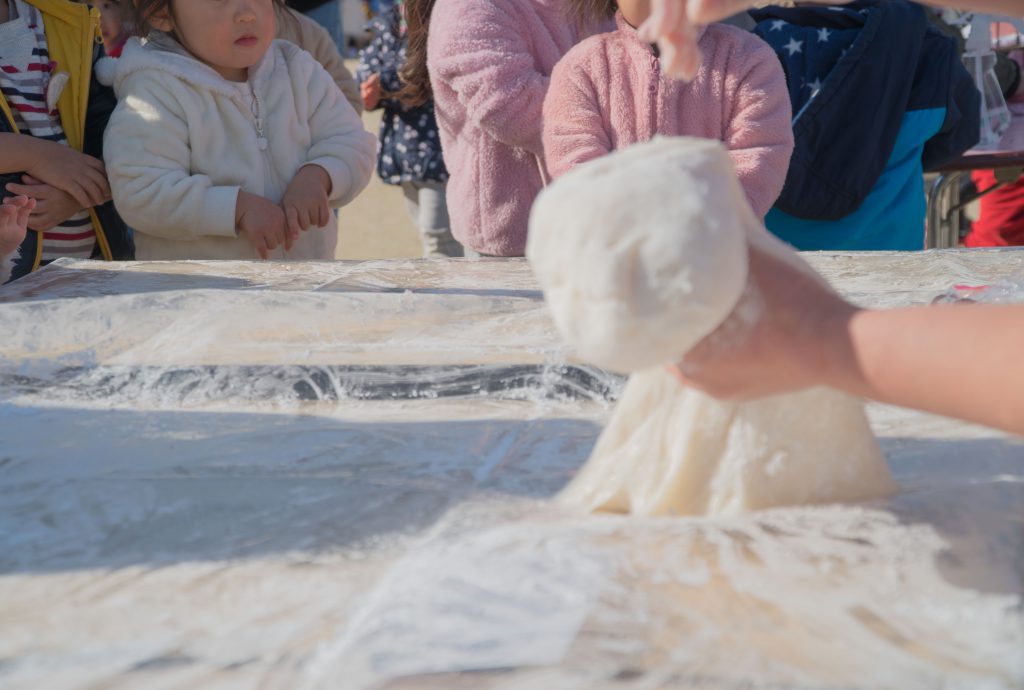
0, 0, 113, 269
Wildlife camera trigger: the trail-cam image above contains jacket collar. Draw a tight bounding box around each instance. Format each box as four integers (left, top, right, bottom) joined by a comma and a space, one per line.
110, 33, 276, 99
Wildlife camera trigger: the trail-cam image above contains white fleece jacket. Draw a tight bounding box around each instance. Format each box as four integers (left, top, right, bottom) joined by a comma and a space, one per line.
103, 35, 376, 261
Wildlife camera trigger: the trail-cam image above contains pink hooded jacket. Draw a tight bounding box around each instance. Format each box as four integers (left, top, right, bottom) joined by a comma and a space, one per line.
543, 13, 793, 218
428, 0, 611, 255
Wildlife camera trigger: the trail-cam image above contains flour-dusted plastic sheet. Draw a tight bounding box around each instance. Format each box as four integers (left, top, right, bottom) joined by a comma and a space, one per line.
1, 254, 1022, 690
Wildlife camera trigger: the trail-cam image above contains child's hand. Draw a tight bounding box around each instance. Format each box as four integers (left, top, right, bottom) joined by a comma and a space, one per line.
5, 175, 84, 232
22, 141, 111, 209
281, 165, 332, 239
0, 195, 35, 257
235, 190, 289, 260
361, 73, 382, 110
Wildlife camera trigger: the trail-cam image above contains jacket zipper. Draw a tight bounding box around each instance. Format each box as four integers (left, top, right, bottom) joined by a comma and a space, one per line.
250, 86, 268, 151
649, 48, 660, 137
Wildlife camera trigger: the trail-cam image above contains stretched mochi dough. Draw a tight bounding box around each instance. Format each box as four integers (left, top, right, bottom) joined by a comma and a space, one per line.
526, 137, 895, 516
559, 369, 896, 515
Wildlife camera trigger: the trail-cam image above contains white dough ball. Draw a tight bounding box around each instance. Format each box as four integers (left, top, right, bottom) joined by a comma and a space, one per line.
527, 137, 752, 373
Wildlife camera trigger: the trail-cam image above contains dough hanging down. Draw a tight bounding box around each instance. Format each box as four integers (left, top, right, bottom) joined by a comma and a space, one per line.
527, 137, 895, 516
559, 369, 896, 516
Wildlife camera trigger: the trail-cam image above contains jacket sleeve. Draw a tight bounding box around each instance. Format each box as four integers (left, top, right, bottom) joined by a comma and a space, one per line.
103, 78, 241, 240
303, 60, 377, 208
356, 15, 404, 107
428, 0, 549, 156
722, 39, 795, 218
280, 9, 364, 115
543, 53, 612, 180
921, 30, 980, 171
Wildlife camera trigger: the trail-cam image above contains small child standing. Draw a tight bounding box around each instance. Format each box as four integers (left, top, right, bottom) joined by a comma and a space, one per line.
103, 0, 376, 261
542, 0, 794, 218
357, 2, 460, 258
420, 0, 613, 257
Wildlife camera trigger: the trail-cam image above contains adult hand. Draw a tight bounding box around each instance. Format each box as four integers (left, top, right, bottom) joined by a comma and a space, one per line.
641, 0, 855, 79
361, 73, 382, 111
5, 175, 85, 232
281, 164, 331, 240
235, 190, 289, 260
0, 195, 34, 257
22, 141, 111, 209
637, 0, 702, 81
669, 231, 858, 399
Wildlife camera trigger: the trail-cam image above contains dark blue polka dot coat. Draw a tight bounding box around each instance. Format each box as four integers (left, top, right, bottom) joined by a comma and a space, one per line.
356, 7, 449, 185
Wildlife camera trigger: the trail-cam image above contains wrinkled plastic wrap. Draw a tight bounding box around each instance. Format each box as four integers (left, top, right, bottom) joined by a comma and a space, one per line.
1, 253, 1022, 690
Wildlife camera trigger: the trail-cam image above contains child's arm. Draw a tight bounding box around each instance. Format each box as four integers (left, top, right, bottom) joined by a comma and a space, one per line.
721, 38, 794, 218
542, 53, 613, 180
356, 15, 388, 111
0, 133, 111, 209
102, 78, 249, 241
429, 0, 553, 157
359, 13, 405, 101
295, 56, 377, 210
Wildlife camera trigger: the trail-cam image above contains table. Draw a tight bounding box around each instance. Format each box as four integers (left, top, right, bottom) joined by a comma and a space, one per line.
1, 256, 1022, 690
926, 112, 1024, 248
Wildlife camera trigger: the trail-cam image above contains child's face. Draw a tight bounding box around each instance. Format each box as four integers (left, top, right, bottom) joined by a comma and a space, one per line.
152, 0, 277, 82
97, 0, 127, 52
618, 0, 650, 28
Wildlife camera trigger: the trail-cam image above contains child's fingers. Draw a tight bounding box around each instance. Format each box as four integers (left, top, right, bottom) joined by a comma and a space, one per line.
299, 207, 312, 231
78, 167, 111, 206
286, 206, 301, 237
63, 182, 94, 210
3, 194, 31, 208
5, 182, 47, 198
318, 201, 329, 228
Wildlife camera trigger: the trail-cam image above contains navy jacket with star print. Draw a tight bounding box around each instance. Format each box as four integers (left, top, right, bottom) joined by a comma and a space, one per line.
356, 7, 449, 186
750, 0, 979, 250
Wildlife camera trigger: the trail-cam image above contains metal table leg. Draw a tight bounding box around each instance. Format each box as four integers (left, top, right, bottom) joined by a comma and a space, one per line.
926, 171, 964, 249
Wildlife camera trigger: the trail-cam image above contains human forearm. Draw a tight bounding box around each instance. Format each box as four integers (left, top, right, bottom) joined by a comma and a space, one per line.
0, 133, 50, 174
917, 0, 1021, 15
823, 305, 1024, 435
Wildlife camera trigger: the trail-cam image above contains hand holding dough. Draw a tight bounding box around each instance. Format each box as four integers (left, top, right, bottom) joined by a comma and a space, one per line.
527, 138, 895, 516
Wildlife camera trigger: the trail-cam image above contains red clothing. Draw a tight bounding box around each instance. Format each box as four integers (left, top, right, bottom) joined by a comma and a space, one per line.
964, 169, 1024, 247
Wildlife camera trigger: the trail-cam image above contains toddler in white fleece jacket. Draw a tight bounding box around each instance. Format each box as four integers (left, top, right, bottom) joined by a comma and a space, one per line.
103, 0, 376, 260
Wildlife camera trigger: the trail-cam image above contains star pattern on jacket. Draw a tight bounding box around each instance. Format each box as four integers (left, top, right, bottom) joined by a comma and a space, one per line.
754, 8, 861, 113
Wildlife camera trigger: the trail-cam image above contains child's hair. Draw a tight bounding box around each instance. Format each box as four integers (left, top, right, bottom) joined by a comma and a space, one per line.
396, 0, 435, 108
567, 0, 615, 24
132, 0, 289, 38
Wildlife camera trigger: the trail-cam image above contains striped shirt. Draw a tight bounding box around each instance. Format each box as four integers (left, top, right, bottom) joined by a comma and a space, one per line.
0, 0, 96, 261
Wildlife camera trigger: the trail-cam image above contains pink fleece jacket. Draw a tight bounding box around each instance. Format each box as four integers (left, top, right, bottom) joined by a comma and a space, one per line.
543, 13, 793, 218
428, 0, 611, 255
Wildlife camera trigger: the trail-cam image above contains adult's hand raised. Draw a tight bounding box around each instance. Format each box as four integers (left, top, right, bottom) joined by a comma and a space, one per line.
639, 0, 856, 79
